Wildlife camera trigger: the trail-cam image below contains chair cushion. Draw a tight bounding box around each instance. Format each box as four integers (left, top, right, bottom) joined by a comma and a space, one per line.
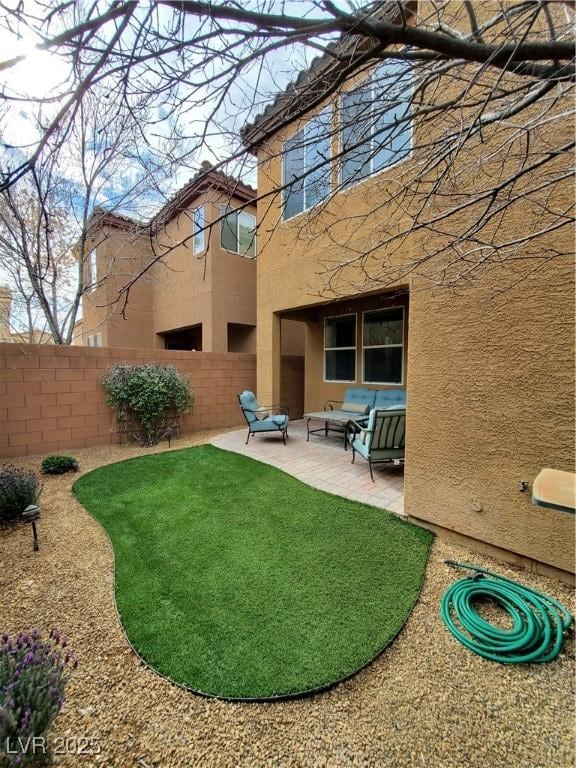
373, 389, 406, 409
250, 415, 288, 432
254, 408, 270, 421
364, 407, 377, 436
342, 388, 376, 409
342, 401, 370, 415
370, 448, 405, 461
239, 391, 259, 423
351, 435, 370, 459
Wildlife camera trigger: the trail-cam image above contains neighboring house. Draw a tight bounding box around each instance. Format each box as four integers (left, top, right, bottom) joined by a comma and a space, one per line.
0, 284, 52, 344
81, 162, 303, 357
70, 318, 83, 345
242, 7, 574, 574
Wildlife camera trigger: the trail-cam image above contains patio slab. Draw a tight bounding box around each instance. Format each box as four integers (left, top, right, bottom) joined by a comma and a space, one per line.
211, 419, 405, 515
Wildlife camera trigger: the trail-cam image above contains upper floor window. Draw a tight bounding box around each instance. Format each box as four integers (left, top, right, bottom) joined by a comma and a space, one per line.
87, 249, 97, 292
220, 206, 256, 257
86, 332, 102, 347
193, 207, 205, 255
362, 307, 404, 385
283, 107, 332, 220
341, 60, 412, 187
324, 314, 356, 382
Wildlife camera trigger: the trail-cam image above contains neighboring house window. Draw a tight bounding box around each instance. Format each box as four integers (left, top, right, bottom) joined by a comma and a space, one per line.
87, 249, 97, 292
220, 206, 256, 257
341, 60, 412, 187
324, 314, 356, 382
283, 107, 332, 220
362, 307, 404, 385
193, 206, 205, 255
86, 332, 102, 347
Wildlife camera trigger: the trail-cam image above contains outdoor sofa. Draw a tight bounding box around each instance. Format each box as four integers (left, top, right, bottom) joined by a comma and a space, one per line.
324, 387, 406, 418
318, 387, 406, 442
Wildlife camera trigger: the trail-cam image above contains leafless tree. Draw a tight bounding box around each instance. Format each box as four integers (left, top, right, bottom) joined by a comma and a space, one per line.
0, 1, 573, 300
0, 83, 179, 342
0, 177, 72, 342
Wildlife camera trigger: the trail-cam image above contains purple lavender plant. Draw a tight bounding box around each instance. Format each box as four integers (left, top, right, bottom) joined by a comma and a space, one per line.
0, 466, 40, 522
0, 629, 77, 766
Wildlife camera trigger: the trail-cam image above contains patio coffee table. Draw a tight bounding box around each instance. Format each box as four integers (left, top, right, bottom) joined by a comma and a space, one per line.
304, 410, 368, 448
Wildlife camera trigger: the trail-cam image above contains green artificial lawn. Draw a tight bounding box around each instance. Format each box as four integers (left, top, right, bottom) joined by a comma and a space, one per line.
74, 445, 433, 699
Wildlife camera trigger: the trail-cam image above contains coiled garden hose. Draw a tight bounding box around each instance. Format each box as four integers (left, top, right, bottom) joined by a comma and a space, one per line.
440, 561, 573, 664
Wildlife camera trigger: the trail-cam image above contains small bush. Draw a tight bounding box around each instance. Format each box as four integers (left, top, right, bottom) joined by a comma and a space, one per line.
0, 628, 77, 766
41, 456, 79, 475
101, 362, 193, 446
0, 466, 41, 522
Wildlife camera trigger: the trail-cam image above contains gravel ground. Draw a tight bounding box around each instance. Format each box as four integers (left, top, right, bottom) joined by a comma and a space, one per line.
1, 432, 574, 768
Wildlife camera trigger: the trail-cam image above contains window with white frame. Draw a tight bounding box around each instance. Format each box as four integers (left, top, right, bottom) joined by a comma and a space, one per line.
86, 332, 102, 347
220, 206, 256, 257
87, 249, 97, 292
193, 206, 205, 255
362, 307, 404, 384
341, 59, 412, 187
324, 314, 356, 382
283, 107, 332, 220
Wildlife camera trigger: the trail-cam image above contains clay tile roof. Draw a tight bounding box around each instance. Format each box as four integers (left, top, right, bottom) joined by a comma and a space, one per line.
151, 162, 256, 227
88, 207, 145, 232
241, 0, 407, 151
88, 163, 256, 234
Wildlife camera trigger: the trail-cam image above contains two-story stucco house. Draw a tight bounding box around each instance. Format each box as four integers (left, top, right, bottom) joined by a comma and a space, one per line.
242, 4, 575, 576
81, 161, 303, 358
81, 162, 259, 352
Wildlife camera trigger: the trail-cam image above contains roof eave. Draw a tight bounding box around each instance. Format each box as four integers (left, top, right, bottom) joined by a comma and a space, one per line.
151, 169, 256, 227
241, 0, 413, 152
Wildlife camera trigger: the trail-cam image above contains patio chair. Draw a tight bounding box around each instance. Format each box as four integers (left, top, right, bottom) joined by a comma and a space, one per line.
347, 408, 406, 482
237, 391, 290, 445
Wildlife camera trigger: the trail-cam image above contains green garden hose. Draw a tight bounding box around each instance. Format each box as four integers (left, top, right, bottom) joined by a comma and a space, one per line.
440, 561, 573, 664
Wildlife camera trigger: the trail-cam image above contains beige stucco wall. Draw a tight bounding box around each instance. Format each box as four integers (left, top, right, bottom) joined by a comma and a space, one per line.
151, 198, 214, 345
82, 226, 155, 349
281, 319, 307, 357
253, 4, 575, 572
405, 261, 574, 573
288, 293, 409, 411
209, 195, 260, 353
82, 193, 270, 353
256, 202, 574, 574
227, 323, 257, 353
255, 134, 422, 407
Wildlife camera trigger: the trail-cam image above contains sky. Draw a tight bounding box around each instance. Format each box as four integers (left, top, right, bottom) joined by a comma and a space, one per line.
0, 22, 71, 147
0, 1, 333, 332
0, 1, 329, 188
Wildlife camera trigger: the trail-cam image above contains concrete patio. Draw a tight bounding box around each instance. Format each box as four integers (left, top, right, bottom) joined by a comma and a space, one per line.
212, 419, 405, 514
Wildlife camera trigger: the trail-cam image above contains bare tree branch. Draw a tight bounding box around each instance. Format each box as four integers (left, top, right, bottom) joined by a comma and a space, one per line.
0, 0, 572, 306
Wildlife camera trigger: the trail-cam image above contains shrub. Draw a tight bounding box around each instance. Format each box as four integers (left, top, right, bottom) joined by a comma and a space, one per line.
0, 629, 77, 766
101, 363, 193, 446
41, 456, 79, 475
0, 466, 41, 522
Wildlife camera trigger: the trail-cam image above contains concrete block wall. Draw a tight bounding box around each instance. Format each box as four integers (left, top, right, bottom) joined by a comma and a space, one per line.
0, 343, 258, 458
